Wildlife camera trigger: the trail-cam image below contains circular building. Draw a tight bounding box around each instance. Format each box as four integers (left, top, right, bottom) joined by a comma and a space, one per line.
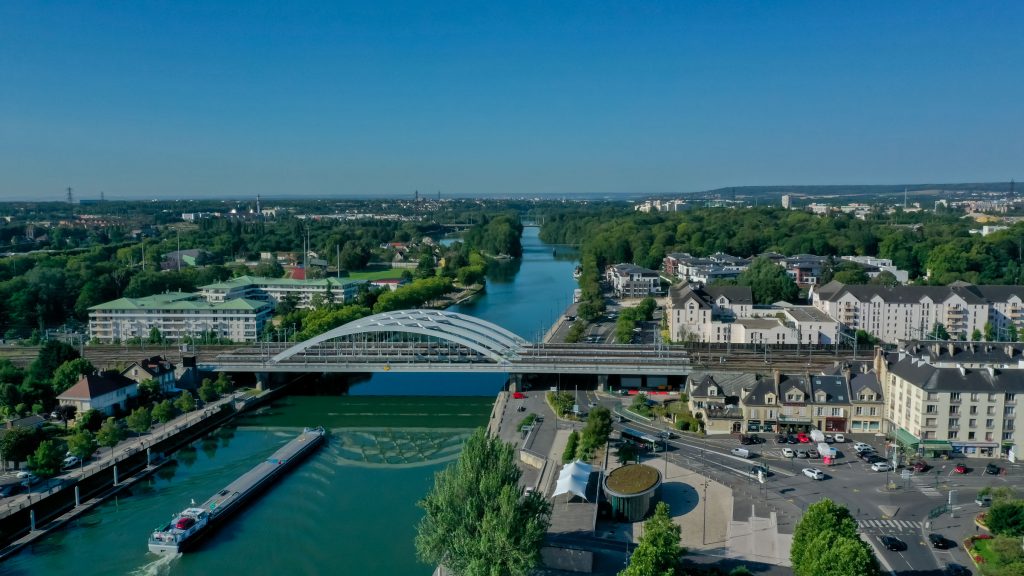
603, 464, 662, 522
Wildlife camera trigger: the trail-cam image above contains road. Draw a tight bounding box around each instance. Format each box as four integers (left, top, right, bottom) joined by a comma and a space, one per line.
592, 393, 1019, 575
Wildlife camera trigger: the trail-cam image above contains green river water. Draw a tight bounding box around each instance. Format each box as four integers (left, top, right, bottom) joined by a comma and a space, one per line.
4, 227, 578, 576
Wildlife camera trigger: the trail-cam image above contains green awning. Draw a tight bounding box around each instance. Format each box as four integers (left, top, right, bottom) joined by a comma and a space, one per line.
922, 440, 952, 451
893, 428, 920, 448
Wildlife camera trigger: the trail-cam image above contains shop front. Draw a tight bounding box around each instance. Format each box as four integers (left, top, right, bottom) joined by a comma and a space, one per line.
950, 442, 999, 458
823, 417, 847, 433
892, 427, 920, 454
921, 440, 953, 458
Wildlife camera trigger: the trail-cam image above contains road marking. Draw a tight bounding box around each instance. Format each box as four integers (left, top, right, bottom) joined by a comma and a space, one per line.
859, 519, 923, 530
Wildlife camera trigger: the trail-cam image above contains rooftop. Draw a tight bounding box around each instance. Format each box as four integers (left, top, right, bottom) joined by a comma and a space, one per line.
200, 275, 365, 291
89, 293, 269, 312
605, 464, 660, 495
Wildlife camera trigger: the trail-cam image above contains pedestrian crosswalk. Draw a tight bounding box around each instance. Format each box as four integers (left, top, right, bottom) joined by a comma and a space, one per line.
913, 478, 942, 497
858, 519, 922, 530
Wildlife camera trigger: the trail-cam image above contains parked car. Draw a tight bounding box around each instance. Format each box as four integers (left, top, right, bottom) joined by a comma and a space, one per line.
929, 533, 953, 549
834, 433, 846, 443
852, 442, 872, 452
739, 435, 754, 445
0, 483, 25, 498
797, 433, 811, 443
871, 462, 892, 472
62, 456, 80, 469
775, 434, 788, 444
824, 434, 835, 443
985, 463, 1000, 475
880, 535, 906, 551
975, 494, 993, 507
15, 471, 38, 486
954, 463, 968, 474
807, 449, 820, 458
786, 435, 798, 444
749, 434, 764, 444
802, 467, 825, 480
912, 461, 931, 473
796, 449, 809, 458
866, 454, 887, 465
782, 447, 795, 458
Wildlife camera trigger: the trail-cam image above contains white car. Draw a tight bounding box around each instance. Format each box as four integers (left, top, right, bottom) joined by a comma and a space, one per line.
782, 447, 795, 458
824, 435, 835, 443
871, 462, 892, 472
61, 456, 80, 469
802, 467, 825, 480
853, 442, 873, 453
834, 434, 846, 443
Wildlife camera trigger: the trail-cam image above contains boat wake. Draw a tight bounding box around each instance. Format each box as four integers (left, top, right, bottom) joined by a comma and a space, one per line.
130, 552, 180, 576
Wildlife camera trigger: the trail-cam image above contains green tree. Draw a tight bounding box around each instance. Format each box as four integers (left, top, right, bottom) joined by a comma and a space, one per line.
563, 430, 580, 463
868, 271, 899, 287
152, 399, 176, 426
832, 262, 870, 285
620, 501, 683, 576
136, 378, 161, 405
416, 428, 551, 576
26, 340, 79, 389
796, 530, 880, 576
929, 322, 950, 340
1009, 324, 1019, 343
50, 357, 95, 395
790, 499, 860, 570
213, 372, 233, 395
126, 406, 153, 435
198, 378, 219, 403
27, 439, 64, 477
737, 257, 799, 304
985, 322, 997, 342
971, 328, 983, 342
148, 326, 164, 344
0, 426, 41, 464
75, 408, 104, 432
615, 442, 639, 465
66, 429, 98, 461
987, 500, 1024, 537
96, 417, 125, 457
174, 391, 196, 413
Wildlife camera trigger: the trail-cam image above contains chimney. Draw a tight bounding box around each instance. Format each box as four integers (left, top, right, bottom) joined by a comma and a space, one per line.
774, 370, 781, 386
842, 364, 853, 383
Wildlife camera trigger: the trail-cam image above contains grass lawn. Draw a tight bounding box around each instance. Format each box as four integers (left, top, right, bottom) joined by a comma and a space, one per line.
606, 464, 659, 494
346, 268, 406, 281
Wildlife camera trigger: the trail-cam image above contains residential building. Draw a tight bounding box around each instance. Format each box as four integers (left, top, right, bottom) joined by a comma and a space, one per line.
685, 372, 753, 435
875, 342, 1024, 458
849, 366, 884, 434
741, 376, 780, 434
122, 356, 178, 394
57, 372, 138, 416
809, 374, 851, 433
777, 373, 813, 433
605, 264, 661, 298
88, 292, 271, 344
198, 275, 365, 308
813, 281, 1024, 343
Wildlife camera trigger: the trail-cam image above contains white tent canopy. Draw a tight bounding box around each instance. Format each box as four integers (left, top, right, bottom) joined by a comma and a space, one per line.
553, 460, 593, 501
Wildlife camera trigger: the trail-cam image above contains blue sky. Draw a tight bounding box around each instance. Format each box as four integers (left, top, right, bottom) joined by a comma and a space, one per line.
2, 2, 1022, 200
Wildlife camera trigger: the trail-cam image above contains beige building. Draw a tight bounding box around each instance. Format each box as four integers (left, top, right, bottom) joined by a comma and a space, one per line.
57, 373, 138, 416
876, 342, 1024, 459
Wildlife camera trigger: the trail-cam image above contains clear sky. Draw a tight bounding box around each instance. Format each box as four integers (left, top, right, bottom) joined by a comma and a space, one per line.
2, 1, 1022, 201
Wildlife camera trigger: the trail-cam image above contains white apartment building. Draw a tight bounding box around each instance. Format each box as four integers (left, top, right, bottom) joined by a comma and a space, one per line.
876, 342, 1024, 459
199, 275, 365, 309
667, 284, 837, 345
605, 264, 661, 298
813, 281, 1024, 344
89, 292, 272, 344
839, 256, 910, 284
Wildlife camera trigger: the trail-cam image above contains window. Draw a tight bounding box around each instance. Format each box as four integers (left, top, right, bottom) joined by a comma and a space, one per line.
986, 419, 994, 429
988, 406, 996, 416
816, 407, 824, 416
855, 406, 864, 415
985, 432, 994, 442
949, 419, 959, 429
869, 407, 877, 416
949, 406, 960, 415
989, 394, 997, 402
832, 408, 842, 416
968, 431, 976, 440
970, 393, 979, 402
969, 419, 977, 428
951, 393, 961, 402
926, 418, 937, 427
948, 431, 958, 439
1004, 432, 1014, 440
1007, 393, 1016, 402
926, 405, 937, 414
1005, 420, 1015, 430
970, 406, 978, 415
923, 431, 935, 439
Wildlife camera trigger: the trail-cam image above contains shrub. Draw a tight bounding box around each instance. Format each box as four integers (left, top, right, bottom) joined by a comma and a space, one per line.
517, 413, 538, 432
562, 431, 579, 463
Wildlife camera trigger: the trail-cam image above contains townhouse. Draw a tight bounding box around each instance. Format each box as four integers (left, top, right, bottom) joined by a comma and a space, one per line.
604, 264, 661, 298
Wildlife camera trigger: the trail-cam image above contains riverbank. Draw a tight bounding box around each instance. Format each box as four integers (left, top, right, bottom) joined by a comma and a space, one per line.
0, 386, 278, 553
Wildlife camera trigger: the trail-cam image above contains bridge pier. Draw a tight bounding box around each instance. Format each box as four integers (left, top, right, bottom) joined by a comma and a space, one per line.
508, 373, 522, 393
597, 374, 608, 392
255, 372, 270, 392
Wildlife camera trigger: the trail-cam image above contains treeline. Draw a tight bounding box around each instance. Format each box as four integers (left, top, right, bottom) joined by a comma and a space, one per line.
539, 206, 1024, 285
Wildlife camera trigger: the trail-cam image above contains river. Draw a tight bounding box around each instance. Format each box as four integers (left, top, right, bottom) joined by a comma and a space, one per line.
4, 226, 578, 576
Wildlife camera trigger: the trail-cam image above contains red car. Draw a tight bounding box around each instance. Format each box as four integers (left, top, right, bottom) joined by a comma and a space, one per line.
797, 433, 810, 443
912, 461, 930, 473
512, 392, 526, 399
953, 463, 968, 474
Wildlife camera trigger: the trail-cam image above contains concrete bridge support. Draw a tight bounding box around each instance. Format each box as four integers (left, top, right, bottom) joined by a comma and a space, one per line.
508, 373, 522, 393
597, 374, 608, 392
255, 372, 270, 392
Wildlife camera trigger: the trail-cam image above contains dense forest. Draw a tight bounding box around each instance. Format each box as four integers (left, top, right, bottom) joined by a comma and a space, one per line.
539, 206, 1024, 287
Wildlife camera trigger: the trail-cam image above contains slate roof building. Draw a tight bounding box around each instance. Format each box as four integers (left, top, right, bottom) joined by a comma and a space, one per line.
57, 372, 138, 416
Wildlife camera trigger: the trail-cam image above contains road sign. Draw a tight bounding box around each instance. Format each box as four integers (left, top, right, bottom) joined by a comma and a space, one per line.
901, 470, 912, 480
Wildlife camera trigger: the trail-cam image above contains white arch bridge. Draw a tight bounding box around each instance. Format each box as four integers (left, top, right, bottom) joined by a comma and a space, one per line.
207, 309, 691, 376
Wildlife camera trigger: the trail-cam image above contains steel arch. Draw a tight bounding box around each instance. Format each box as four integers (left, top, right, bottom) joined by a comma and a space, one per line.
270, 309, 527, 364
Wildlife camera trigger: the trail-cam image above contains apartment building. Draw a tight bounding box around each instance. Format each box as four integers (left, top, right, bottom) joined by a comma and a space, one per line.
88, 292, 272, 344
813, 281, 1024, 343
849, 368, 885, 434
876, 342, 1024, 458
199, 275, 365, 309
604, 264, 661, 298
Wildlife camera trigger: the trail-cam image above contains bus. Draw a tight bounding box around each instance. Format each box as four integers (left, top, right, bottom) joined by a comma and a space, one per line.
620, 428, 662, 452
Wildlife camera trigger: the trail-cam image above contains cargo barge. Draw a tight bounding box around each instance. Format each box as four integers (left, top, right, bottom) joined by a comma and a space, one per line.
148, 426, 326, 554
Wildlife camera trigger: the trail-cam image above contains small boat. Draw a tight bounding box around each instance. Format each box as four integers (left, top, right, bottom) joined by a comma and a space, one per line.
572, 266, 582, 280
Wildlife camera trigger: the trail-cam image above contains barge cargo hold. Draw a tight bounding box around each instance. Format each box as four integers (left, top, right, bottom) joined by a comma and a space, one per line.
148, 426, 326, 554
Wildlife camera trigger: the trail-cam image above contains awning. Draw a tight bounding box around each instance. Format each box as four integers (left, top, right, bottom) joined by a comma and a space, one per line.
922, 440, 952, 451
893, 428, 920, 449
553, 461, 592, 501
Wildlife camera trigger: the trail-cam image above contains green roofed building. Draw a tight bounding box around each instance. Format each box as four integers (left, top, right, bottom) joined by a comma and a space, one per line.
198, 275, 365, 309
88, 292, 271, 344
